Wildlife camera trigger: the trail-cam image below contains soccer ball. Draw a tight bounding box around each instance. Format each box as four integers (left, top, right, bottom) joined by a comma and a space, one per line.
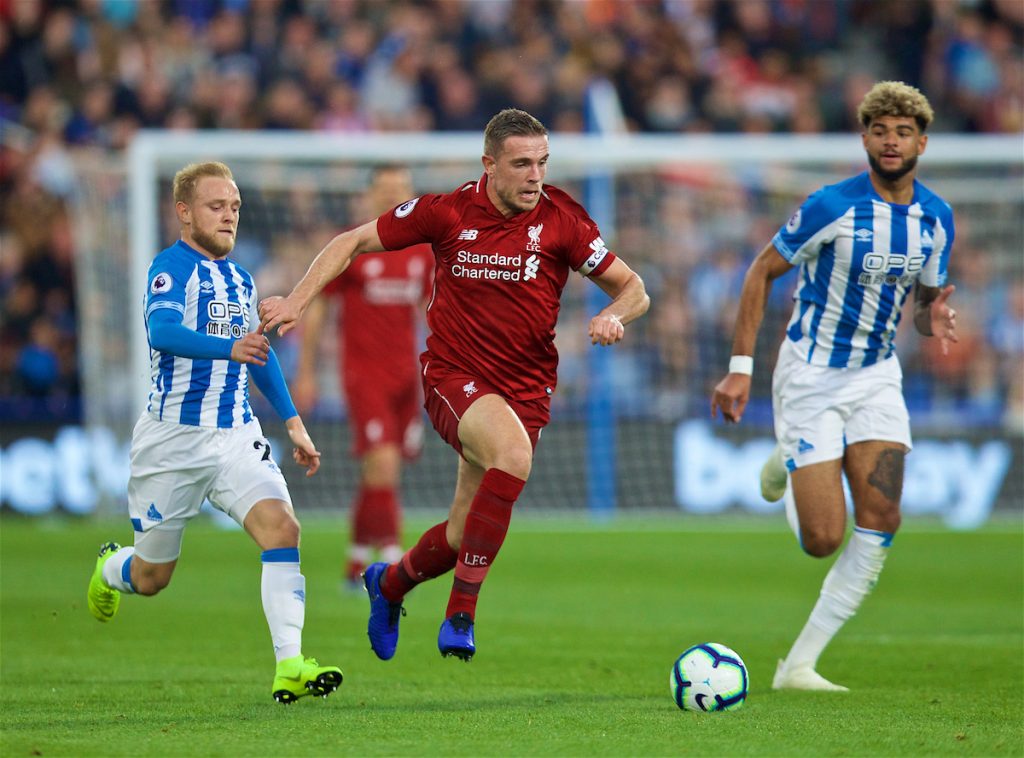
670, 642, 749, 712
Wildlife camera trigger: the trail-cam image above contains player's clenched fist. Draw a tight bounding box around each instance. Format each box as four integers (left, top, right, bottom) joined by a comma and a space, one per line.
589, 313, 625, 346
259, 295, 302, 337
230, 332, 270, 365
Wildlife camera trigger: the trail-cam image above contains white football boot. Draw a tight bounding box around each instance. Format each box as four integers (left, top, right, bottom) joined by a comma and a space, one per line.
772, 659, 849, 692
759, 444, 788, 502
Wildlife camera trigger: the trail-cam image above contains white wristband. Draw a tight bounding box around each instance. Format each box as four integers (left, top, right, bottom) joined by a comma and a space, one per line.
729, 355, 754, 375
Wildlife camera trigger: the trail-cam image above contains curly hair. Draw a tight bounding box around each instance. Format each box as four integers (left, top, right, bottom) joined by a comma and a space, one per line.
173, 161, 234, 205
483, 108, 548, 157
857, 81, 934, 132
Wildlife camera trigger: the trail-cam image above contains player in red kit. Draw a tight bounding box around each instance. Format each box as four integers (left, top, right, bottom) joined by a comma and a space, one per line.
260, 109, 650, 662
293, 166, 432, 589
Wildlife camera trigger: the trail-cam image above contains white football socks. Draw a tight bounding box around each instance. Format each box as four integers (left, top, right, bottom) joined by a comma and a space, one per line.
381, 543, 404, 564
102, 546, 137, 593
261, 548, 305, 663
349, 544, 372, 566
783, 527, 891, 669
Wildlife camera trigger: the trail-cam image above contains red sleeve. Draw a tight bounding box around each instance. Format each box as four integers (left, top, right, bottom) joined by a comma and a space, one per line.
376, 194, 452, 251
546, 186, 618, 277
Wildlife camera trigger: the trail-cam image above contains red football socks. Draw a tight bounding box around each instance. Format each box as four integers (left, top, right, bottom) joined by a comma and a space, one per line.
446, 468, 526, 620
381, 521, 457, 602
353, 486, 401, 548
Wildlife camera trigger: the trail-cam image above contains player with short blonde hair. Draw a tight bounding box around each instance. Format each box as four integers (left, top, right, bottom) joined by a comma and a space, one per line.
86, 161, 343, 704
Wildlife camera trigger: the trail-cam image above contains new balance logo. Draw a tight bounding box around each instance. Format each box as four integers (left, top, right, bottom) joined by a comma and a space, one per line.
798, 438, 815, 454
524, 254, 539, 281
147, 503, 163, 521
463, 381, 477, 397
458, 229, 479, 241
854, 228, 873, 241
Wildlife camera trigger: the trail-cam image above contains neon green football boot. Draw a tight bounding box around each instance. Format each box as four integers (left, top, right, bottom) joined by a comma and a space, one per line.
87, 542, 122, 622
271, 655, 343, 704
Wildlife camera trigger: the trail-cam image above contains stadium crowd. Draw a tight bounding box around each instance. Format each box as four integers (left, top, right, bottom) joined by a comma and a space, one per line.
1, 0, 1022, 429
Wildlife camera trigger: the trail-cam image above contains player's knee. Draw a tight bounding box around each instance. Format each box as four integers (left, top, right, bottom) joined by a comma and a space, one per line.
491, 445, 532, 481
273, 513, 301, 547
363, 461, 400, 488
800, 527, 844, 558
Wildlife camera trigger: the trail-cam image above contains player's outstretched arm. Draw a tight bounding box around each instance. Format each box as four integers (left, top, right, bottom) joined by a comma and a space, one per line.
710, 243, 792, 424
284, 416, 321, 477
913, 282, 958, 355
587, 258, 650, 346
259, 219, 386, 337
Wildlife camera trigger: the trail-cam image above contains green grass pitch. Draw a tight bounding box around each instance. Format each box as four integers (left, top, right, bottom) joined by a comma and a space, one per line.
1, 515, 1021, 756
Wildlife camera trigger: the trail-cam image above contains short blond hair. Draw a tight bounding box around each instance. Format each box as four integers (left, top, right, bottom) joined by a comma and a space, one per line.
857, 81, 934, 132
172, 161, 234, 204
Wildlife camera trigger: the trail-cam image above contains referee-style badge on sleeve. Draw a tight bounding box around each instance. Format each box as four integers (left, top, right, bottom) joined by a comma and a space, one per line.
151, 273, 173, 294
394, 197, 420, 218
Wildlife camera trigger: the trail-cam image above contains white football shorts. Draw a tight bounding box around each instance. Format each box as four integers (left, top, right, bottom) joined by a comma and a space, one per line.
771, 339, 912, 471
127, 413, 291, 562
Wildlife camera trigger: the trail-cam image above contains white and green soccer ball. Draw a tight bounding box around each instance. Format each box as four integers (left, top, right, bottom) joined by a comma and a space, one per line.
671, 642, 749, 712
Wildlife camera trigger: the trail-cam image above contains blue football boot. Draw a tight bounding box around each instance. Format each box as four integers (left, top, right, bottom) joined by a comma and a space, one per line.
438, 612, 475, 661
363, 562, 405, 660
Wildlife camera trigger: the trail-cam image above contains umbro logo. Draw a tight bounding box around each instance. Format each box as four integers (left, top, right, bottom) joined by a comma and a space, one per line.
854, 228, 873, 241
458, 229, 479, 241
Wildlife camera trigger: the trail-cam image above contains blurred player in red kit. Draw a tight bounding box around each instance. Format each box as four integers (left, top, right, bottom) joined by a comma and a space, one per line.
293, 166, 432, 588
261, 109, 650, 662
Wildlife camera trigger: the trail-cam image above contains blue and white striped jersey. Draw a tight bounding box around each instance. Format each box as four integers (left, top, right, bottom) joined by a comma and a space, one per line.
773, 171, 954, 369
145, 240, 258, 427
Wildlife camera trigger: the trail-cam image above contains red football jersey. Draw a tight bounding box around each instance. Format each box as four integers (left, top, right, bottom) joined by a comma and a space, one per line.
376, 173, 617, 400
323, 245, 433, 385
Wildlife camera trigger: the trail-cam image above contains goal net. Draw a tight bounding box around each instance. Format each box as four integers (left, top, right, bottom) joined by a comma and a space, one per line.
71, 132, 1023, 523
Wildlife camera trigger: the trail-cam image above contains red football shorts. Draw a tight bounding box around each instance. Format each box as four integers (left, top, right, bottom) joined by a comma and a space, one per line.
344, 372, 424, 459
421, 362, 550, 457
